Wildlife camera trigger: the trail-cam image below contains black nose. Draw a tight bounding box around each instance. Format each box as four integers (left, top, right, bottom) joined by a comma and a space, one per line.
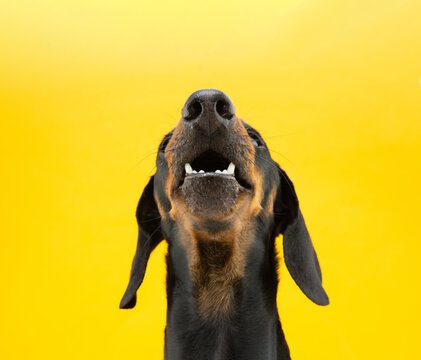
182, 89, 235, 135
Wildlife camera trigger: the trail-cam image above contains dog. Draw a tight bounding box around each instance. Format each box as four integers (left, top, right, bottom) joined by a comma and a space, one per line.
120, 89, 329, 359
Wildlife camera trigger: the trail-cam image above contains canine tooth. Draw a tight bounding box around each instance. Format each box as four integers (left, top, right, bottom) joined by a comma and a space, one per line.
222, 170, 228, 174
227, 162, 235, 175
215, 170, 222, 173
185, 163, 193, 174
199, 170, 205, 173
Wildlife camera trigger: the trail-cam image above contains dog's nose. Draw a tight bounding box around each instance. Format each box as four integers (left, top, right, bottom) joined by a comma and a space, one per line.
182, 89, 235, 135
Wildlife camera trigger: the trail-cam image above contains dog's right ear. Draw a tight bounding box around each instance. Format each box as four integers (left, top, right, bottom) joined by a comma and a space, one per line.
274, 166, 329, 306
120, 176, 163, 309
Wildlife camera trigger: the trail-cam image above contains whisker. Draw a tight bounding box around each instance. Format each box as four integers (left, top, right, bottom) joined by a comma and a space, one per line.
144, 222, 164, 245
139, 216, 162, 224
277, 168, 295, 195
148, 165, 157, 175
266, 148, 293, 164
252, 154, 295, 195
252, 154, 279, 173
128, 150, 158, 173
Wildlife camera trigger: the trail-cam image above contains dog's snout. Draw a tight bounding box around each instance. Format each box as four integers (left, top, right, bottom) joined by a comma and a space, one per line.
182, 89, 235, 135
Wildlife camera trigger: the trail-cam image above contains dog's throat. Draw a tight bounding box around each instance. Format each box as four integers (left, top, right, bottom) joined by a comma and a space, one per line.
197, 240, 233, 271
191, 238, 248, 321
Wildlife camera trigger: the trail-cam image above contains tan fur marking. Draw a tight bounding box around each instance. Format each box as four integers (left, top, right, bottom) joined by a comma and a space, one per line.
264, 187, 277, 215
191, 220, 255, 321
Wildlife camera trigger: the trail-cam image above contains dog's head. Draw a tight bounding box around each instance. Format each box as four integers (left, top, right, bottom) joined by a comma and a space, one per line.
120, 89, 329, 309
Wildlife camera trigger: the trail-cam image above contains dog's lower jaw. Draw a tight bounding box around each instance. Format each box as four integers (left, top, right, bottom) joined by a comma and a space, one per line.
163, 224, 291, 360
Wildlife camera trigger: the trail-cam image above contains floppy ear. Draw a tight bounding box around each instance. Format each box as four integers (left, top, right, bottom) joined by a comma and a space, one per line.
120, 176, 163, 309
274, 166, 329, 306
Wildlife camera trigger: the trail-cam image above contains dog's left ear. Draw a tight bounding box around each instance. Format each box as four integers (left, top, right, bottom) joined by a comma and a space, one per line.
274, 166, 329, 306
120, 176, 163, 309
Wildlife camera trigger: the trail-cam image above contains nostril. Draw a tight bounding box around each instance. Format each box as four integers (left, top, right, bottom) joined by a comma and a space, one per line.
183, 100, 203, 121
215, 99, 234, 120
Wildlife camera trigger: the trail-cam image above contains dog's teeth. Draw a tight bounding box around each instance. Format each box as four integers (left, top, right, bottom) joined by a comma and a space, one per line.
192, 170, 197, 174
227, 162, 235, 175
199, 170, 205, 173
185, 163, 193, 174
222, 170, 228, 174
215, 170, 222, 174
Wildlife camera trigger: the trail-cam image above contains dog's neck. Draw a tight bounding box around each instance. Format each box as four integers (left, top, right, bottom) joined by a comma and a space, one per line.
164, 215, 281, 320
164, 218, 290, 359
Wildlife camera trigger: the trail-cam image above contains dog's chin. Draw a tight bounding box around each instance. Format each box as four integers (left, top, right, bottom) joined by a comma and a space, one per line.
180, 174, 240, 218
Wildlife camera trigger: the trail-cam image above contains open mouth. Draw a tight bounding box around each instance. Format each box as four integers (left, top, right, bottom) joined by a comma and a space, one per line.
181, 150, 252, 191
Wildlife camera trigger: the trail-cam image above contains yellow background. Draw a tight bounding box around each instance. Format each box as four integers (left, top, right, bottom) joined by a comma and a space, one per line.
1, 0, 420, 359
